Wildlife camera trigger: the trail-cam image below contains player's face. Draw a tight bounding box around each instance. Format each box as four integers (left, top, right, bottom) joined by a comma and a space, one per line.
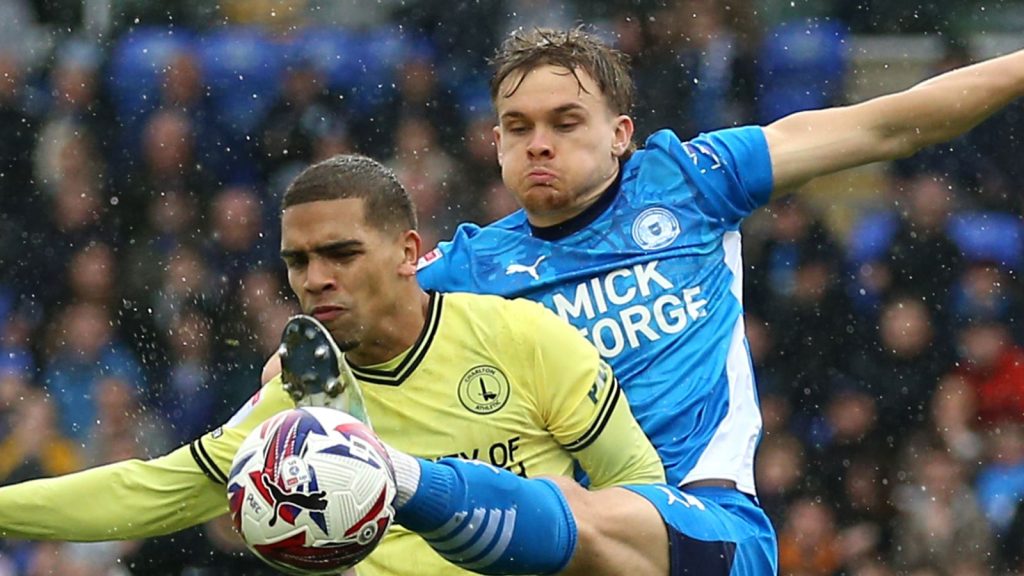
280, 198, 418, 353
493, 65, 634, 227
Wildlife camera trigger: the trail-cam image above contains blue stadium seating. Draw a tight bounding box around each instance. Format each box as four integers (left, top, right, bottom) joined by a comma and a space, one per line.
758, 20, 848, 122
847, 211, 900, 265
196, 27, 285, 135
848, 209, 1024, 270
295, 26, 432, 115
948, 212, 1024, 269
363, 25, 420, 77
108, 27, 195, 124
349, 26, 425, 114
295, 26, 362, 91
454, 76, 493, 118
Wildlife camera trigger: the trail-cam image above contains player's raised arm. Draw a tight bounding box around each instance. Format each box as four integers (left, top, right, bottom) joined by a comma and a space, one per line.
0, 378, 294, 541
764, 47, 1024, 194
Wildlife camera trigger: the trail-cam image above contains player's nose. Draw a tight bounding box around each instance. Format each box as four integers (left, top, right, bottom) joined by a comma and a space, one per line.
526, 126, 554, 158
303, 258, 336, 293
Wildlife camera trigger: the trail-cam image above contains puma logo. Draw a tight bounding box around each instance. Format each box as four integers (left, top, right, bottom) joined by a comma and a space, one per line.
505, 255, 546, 280
264, 473, 328, 526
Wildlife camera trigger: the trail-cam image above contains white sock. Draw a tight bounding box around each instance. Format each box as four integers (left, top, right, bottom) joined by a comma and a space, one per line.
384, 443, 421, 509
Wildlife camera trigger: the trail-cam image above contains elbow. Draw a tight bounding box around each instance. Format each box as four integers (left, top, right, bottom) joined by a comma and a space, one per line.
881, 132, 926, 161
883, 120, 962, 161
890, 141, 920, 160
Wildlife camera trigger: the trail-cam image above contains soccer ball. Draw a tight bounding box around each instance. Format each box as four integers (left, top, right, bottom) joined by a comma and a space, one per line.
227, 407, 396, 575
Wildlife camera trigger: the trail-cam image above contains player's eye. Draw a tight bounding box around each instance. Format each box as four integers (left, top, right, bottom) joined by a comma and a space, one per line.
505, 124, 529, 135
324, 248, 358, 262
282, 256, 307, 269
556, 122, 578, 131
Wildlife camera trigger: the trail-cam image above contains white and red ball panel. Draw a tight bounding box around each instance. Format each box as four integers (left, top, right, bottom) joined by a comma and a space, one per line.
227, 407, 396, 575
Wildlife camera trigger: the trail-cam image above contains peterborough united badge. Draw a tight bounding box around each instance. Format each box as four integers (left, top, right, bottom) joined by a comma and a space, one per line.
632, 207, 680, 250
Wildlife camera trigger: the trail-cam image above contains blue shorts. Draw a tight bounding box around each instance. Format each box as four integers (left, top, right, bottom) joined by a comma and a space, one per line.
624, 485, 778, 576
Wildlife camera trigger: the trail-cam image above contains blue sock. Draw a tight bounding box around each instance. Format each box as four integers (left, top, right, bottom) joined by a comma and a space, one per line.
394, 458, 577, 575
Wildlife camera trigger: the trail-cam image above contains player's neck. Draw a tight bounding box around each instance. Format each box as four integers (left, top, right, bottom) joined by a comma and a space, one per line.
346, 289, 431, 367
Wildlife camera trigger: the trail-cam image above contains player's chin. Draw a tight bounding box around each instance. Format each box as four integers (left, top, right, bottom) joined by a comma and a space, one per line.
519, 185, 574, 214
319, 320, 359, 352
334, 338, 359, 353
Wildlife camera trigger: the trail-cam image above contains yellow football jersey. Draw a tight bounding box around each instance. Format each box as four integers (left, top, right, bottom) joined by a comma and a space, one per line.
0, 292, 664, 576
350, 292, 664, 576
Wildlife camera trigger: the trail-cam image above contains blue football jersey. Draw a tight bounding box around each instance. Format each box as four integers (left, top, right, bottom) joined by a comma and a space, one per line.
417, 127, 773, 493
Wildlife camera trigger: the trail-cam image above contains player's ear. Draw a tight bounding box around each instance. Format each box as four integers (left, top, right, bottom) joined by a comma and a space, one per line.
493, 125, 504, 166
611, 114, 634, 158
398, 229, 422, 277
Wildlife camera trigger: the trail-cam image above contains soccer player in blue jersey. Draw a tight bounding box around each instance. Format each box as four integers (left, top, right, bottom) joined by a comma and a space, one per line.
256, 27, 1024, 576
404, 27, 1024, 576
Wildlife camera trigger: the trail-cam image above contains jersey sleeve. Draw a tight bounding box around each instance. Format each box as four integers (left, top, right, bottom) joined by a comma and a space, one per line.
648, 126, 773, 230
416, 222, 482, 292
0, 378, 295, 541
0, 445, 226, 541
521, 302, 665, 489
190, 376, 296, 485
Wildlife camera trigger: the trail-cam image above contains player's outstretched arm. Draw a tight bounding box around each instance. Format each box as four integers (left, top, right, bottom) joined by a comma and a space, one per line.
764, 47, 1024, 194
0, 377, 295, 542
0, 445, 226, 541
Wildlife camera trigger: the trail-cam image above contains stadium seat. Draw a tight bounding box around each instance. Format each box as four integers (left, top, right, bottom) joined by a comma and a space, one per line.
757, 19, 848, 122
197, 27, 285, 135
362, 25, 417, 79
108, 27, 195, 123
295, 26, 361, 92
345, 25, 424, 115
948, 212, 1024, 269
453, 76, 493, 118
294, 25, 440, 116
846, 210, 900, 265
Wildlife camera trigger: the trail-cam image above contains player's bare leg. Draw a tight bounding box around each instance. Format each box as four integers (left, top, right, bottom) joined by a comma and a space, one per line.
548, 477, 670, 576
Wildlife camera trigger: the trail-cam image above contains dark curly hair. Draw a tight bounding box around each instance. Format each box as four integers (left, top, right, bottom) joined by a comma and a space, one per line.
283, 154, 417, 232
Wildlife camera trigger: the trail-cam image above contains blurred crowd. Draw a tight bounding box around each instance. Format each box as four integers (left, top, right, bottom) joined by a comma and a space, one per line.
0, 1, 1023, 575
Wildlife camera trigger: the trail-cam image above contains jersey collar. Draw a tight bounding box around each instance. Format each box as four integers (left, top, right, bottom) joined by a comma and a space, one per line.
348, 291, 443, 387
528, 165, 623, 241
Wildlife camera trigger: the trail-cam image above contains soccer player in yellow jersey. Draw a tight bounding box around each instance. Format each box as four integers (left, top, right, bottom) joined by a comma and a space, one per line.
0, 154, 663, 576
